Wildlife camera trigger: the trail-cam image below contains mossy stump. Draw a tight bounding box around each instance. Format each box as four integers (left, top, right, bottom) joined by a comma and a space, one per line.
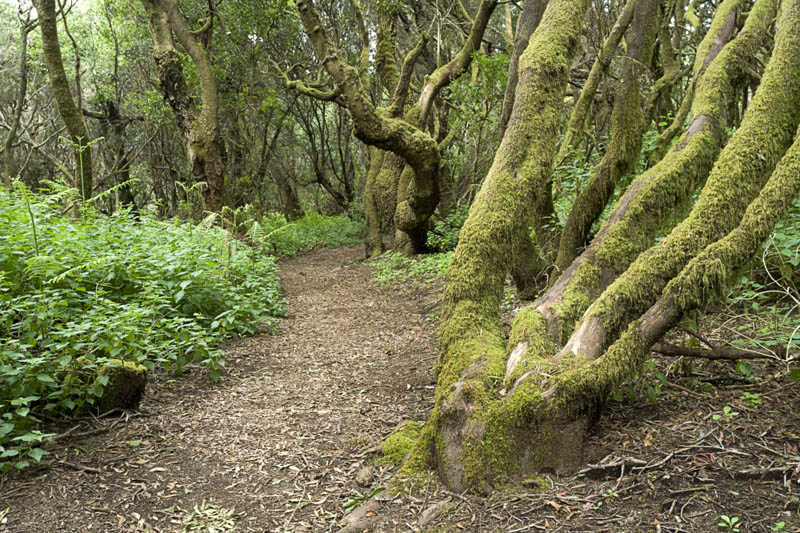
95, 360, 148, 413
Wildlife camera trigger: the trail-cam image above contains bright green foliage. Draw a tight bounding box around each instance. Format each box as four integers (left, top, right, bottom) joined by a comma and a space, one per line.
245, 211, 363, 258
0, 188, 285, 470
427, 205, 469, 252
372, 251, 452, 286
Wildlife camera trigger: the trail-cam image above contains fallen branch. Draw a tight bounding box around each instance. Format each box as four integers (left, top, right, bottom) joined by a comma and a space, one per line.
578, 455, 648, 479
652, 343, 778, 361
730, 465, 799, 481
56, 460, 103, 474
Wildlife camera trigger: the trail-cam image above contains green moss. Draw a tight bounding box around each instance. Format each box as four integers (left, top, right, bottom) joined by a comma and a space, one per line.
530, 0, 780, 358
378, 421, 424, 467
95, 359, 148, 414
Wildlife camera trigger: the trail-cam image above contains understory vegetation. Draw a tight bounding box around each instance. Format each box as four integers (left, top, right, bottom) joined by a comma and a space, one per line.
0, 187, 361, 471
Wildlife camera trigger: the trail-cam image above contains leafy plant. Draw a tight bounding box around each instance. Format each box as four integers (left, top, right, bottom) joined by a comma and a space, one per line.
343, 486, 385, 513
713, 406, 739, 423
717, 515, 741, 532
245, 210, 363, 258
372, 252, 452, 286
427, 205, 469, 252
740, 392, 762, 406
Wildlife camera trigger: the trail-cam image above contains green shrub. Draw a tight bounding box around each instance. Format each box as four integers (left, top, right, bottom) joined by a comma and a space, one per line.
0, 188, 284, 470
246, 210, 363, 258
372, 251, 452, 286
427, 205, 469, 252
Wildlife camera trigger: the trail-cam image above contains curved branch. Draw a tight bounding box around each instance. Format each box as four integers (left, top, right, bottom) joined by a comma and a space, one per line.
389, 33, 429, 116
271, 58, 341, 101
417, 0, 499, 127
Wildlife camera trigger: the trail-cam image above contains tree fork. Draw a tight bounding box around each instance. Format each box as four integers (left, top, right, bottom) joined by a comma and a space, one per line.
410, 0, 591, 493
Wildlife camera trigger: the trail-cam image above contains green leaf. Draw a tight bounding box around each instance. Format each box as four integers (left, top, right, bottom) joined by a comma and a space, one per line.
28, 448, 48, 462
37, 374, 55, 383
736, 362, 752, 377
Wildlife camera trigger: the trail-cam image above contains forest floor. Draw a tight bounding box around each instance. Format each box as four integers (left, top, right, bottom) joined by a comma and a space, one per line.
1, 244, 799, 533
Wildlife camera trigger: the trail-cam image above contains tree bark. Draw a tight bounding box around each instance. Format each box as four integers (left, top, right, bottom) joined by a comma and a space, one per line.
557, 0, 800, 366
499, 0, 548, 139
409, 0, 591, 492
33, 0, 94, 200
140, 0, 226, 213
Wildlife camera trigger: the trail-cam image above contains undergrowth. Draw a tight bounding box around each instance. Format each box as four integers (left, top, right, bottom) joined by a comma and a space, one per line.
241, 209, 363, 258
372, 251, 452, 286
0, 187, 286, 470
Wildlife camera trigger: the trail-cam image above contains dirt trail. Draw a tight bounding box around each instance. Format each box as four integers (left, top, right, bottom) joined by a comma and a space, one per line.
0, 245, 438, 532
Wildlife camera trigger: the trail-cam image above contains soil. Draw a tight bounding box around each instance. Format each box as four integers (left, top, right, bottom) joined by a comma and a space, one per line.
1, 245, 799, 532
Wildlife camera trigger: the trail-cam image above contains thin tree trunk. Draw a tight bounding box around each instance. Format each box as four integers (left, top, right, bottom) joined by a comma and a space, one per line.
499, 0, 548, 139
555, 0, 637, 166
2, 13, 34, 188
33, 0, 94, 200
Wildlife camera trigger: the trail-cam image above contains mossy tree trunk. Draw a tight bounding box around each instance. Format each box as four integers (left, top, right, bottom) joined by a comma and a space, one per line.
289, 0, 499, 254
33, 0, 94, 200
140, 0, 226, 213
405, 0, 800, 494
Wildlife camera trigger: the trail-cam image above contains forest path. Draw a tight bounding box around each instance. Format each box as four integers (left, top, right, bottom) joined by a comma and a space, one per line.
0, 245, 438, 532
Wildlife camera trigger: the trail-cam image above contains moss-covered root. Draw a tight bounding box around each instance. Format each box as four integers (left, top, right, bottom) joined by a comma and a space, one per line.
510, 0, 776, 352
560, 0, 800, 363
377, 421, 423, 468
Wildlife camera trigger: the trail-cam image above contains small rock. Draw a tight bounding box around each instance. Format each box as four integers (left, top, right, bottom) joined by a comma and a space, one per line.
355, 466, 374, 487
419, 502, 447, 527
